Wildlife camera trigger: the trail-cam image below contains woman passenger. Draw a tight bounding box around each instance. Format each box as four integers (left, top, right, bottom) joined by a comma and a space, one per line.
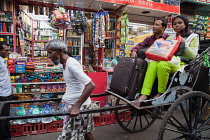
138, 15, 199, 100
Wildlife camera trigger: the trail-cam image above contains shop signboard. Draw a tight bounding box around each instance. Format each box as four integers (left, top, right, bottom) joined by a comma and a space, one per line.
99, 0, 180, 14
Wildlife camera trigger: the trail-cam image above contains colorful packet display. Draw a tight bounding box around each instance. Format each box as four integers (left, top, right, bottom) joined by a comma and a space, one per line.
92, 11, 110, 47
193, 15, 209, 40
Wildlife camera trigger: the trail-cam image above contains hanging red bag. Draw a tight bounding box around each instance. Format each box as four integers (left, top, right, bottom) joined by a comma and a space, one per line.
145, 35, 181, 61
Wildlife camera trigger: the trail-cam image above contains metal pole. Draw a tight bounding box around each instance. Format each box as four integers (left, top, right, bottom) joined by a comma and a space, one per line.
0, 104, 130, 120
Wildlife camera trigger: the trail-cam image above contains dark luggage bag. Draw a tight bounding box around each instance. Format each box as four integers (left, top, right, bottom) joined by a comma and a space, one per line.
109, 57, 148, 100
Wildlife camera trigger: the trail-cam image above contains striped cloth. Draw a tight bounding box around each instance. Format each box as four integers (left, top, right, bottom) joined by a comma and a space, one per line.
58, 101, 94, 140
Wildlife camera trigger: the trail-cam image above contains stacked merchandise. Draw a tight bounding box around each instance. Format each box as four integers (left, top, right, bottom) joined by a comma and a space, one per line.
120, 14, 129, 45
193, 15, 209, 40
207, 17, 210, 40
34, 42, 47, 57
0, 0, 13, 34
92, 11, 109, 47
10, 100, 65, 125
7, 56, 63, 74
116, 14, 129, 57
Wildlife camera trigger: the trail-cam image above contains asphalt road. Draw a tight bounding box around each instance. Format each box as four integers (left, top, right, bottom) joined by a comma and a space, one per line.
13, 119, 162, 140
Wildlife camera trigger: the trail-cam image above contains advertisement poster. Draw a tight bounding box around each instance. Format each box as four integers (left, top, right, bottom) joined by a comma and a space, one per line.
134, 33, 153, 44
99, 0, 180, 13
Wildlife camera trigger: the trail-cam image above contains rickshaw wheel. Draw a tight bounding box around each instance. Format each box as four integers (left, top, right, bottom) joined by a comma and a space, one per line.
115, 98, 157, 133
158, 91, 210, 140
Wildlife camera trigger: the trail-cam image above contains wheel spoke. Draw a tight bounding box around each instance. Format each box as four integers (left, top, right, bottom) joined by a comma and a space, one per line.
201, 136, 210, 139
168, 115, 188, 131
198, 116, 210, 131
124, 110, 136, 127
193, 97, 202, 128
120, 111, 133, 123
133, 111, 138, 130
120, 109, 131, 114
165, 127, 189, 135
200, 125, 210, 132
180, 101, 190, 129
125, 114, 133, 128
144, 108, 161, 119
188, 97, 193, 130
152, 108, 164, 119
142, 110, 150, 124
139, 112, 143, 129
197, 102, 210, 125
171, 135, 187, 140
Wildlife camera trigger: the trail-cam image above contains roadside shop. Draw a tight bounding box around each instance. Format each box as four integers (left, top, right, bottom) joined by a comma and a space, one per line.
0, 0, 185, 137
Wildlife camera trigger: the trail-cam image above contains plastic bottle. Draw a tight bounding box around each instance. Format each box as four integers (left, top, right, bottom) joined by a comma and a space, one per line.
103, 58, 111, 70
102, 103, 111, 115
58, 104, 65, 120
30, 106, 41, 123
51, 107, 59, 121
107, 76, 112, 89
41, 104, 53, 123
110, 57, 118, 71
16, 107, 28, 124
27, 105, 34, 123
10, 107, 19, 125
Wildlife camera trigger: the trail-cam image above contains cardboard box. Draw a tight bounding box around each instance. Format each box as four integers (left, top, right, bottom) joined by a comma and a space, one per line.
91, 101, 100, 117
107, 95, 127, 114
107, 95, 127, 106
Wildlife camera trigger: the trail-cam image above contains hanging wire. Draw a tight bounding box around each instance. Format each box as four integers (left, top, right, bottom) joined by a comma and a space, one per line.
58, 0, 64, 7
98, 2, 105, 13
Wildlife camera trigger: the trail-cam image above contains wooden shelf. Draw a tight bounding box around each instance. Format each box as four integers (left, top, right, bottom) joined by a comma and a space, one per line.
13, 91, 65, 94
12, 81, 66, 85
34, 35, 54, 36
0, 21, 12, 23
25, 53, 32, 55
33, 40, 49, 42
68, 46, 81, 48
34, 28, 54, 30
66, 36, 81, 38
24, 37, 32, 41
105, 37, 116, 39
0, 32, 14, 35
10, 71, 62, 74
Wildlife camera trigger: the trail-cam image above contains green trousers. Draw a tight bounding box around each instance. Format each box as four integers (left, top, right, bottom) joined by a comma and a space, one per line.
141, 61, 179, 96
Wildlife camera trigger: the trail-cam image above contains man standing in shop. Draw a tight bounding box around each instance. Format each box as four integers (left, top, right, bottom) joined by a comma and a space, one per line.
0, 41, 12, 140
131, 18, 169, 58
45, 39, 96, 140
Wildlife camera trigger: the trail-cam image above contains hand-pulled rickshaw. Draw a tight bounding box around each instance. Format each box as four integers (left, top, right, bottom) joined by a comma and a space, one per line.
0, 46, 209, 140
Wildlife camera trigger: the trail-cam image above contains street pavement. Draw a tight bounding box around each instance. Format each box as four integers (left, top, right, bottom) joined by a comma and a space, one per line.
13, 119, 162, 140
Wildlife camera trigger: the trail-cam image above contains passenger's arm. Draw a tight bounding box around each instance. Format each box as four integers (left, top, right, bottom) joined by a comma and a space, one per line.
131, 37, 150, 57
181, 37, 199, 60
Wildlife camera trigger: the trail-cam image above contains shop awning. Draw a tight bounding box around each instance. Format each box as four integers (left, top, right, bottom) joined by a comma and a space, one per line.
99, 0, 180, 14
20, 0, 180, 24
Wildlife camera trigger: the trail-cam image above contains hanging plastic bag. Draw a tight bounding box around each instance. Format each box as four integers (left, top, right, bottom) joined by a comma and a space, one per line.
49, 0, 70, 29
70, 2, 87, 33
145, 35, 181, 61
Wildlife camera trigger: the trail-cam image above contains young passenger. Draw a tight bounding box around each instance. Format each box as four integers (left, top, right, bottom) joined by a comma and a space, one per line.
138, 15, 199, 100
